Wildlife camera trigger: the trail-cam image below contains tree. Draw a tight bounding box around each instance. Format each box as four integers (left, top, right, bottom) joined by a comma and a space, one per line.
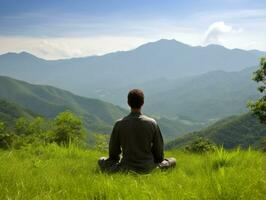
15, 117, 47, 135
0, 121, 13, 149
28, 117, 46, 135
53, 111, 85, 146
248, 57, 266, 123
12, 117, 50, 148
15, 117, 30, 135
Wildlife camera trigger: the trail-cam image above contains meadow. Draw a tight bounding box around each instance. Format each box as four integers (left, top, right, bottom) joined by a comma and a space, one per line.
0, 144, 265, 200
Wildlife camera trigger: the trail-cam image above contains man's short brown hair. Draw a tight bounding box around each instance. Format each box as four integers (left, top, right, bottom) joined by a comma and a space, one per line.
127, 89, 144, 109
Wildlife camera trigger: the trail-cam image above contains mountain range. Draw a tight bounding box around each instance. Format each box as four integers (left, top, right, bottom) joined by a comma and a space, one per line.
0, 39, 264, 99
0, 39, 264, 123
144, 66, 260, 121
0, 76, 202, 139
0, 39, 265, 145
94, 66, 260, 122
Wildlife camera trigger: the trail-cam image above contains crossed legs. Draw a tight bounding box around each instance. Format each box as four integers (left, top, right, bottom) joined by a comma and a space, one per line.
98, 157, 176, 173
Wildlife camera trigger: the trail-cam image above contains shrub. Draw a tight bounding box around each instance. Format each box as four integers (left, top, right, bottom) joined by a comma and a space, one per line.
15, 117, 30, 135
185, 137, 216, 153
15, 117, 46, 136
53, 111, 86, 146
0, 122, 15, 149
93, 133, 109, 152
12, 117, 49, 148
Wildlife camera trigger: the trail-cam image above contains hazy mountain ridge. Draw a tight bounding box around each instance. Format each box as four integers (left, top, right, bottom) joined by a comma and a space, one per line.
97, 66, 260, 121
144, 66, 260, 121
0, 39, 265, 99
0, 39, 265, 141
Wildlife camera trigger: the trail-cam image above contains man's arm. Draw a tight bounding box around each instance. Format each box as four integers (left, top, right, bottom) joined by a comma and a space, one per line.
109, 121, 121, 161
151, 123, 164, 163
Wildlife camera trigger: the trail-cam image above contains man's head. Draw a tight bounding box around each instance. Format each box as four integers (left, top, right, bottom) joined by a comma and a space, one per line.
127, 89, 144, 110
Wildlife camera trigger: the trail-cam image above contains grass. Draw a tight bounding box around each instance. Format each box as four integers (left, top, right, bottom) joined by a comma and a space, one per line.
0, 144, 265, 200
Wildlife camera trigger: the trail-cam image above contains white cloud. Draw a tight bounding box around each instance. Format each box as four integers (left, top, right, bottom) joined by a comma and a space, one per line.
0, 36, 150, 60
203, 21, 234, 45
201, 20, 266, 51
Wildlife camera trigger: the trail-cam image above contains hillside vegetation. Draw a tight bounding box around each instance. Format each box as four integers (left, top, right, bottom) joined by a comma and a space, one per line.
0, 144, 265, 200
145, 67, 259, 121
0, 76, 204, 139
166, 113, 266, 150
0, 99, 36, 127
0, 75, 127, 133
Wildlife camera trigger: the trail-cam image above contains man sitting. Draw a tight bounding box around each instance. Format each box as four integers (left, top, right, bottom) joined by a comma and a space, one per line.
98, 89, 176, 173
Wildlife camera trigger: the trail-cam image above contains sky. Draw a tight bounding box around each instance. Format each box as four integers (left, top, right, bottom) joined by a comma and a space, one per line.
0, 0, 266, 59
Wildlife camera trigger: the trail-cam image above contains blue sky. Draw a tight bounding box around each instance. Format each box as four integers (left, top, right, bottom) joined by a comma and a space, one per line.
0, 0, 266, 59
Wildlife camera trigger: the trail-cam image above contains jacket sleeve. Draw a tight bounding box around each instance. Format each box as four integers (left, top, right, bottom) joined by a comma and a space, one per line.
109, 121, 121, 161
152, 123, 164, 163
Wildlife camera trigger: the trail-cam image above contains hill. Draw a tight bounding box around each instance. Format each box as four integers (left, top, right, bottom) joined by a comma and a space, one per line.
144, 67, 260, 121
156, 117, 204, 139
166, 113, 266, 149
0, 144, 265, 199
101, 66, 260, 122
0, 76, 127, 133
0, 99, 36, 127
0, 76, 203, 139
0, 39, 264, 99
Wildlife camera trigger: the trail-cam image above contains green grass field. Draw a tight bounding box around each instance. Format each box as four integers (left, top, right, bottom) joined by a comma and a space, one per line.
0, 144, 265, 200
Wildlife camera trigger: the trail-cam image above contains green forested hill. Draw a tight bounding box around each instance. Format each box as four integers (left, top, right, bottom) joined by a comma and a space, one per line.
0, 76, 127, 133
0, 76, 202, 138
0, 99, 36, 127
96, 66, 260, 123
166, 113, 266, 149
145, 67, 260, 121
156, 117, 204, 140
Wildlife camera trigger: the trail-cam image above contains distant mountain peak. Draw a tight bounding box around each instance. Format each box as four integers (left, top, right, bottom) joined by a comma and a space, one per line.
135, 38, 191, 52
19, 51, 33, 56
205, 43, 227, 49
151, 38, 190, 46
0, 51, 45, 61
1, 51, 32, 56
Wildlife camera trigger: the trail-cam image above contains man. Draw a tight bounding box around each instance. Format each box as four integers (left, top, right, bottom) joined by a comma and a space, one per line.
98, 89, 176, 173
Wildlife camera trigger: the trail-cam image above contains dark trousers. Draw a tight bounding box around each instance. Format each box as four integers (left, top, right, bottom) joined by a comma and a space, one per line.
98, 157, 176, 173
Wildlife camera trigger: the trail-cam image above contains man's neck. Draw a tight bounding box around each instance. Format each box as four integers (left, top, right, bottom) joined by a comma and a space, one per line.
131, 108, 141, 113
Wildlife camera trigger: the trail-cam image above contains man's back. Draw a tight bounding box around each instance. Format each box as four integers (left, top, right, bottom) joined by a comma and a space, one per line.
98, 89, 175, 173
109, 112, 164, 173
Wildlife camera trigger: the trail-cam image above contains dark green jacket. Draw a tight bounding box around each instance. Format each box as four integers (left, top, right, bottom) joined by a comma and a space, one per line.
109, 112, 164, 172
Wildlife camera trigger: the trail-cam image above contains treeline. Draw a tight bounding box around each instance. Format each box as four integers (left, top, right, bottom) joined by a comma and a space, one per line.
0, 111, 109, 150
